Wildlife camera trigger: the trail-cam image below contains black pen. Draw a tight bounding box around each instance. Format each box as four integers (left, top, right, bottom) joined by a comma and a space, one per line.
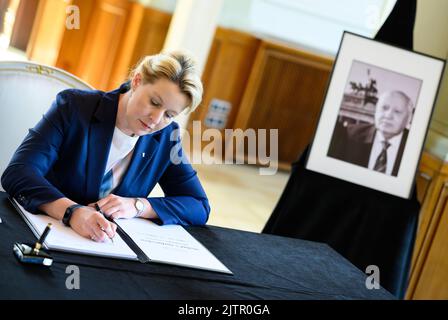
95, 203, 115, 243
34, 223, 52, 254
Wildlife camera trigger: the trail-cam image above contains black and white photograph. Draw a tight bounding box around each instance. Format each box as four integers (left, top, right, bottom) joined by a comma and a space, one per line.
327, 60, 422, 177
306, 32, 445, 198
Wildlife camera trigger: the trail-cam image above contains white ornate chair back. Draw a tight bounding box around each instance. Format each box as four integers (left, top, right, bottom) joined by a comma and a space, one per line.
0, 61, 93, 190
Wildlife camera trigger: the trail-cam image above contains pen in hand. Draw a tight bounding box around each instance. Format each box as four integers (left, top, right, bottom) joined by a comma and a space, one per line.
95, 203, 115, 243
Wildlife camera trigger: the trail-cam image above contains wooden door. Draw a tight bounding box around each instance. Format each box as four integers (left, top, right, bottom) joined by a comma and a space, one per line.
75, 0, 131, 90
234, 41, 333, 167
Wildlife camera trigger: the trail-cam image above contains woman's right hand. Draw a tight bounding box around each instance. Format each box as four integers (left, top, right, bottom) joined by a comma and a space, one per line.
69, 206, 117, 242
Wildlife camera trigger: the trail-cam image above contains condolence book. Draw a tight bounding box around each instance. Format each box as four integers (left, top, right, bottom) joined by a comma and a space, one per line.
11, 198, 232, 274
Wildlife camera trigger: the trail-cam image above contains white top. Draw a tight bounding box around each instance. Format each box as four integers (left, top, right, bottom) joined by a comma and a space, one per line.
368, 131, 403, 175
104, 127, 139, 191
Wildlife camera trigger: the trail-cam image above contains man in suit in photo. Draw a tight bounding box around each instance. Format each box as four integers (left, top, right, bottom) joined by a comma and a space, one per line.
328, 90, 414, 177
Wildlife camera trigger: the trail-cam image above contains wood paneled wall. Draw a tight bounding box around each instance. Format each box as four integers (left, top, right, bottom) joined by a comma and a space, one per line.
412, 189, 448, 299
233, 41, 333, 167
55, 0, 96, 76
30, 1, 171, 91
9, 0, 39, 51
129, 7, 172, 68
411, 153, 442, 268
74, 0, 132, 90
27, 0, 68, 66
0, 0, 9, 34
108, 6, 171, 89
188, 28, 260, 139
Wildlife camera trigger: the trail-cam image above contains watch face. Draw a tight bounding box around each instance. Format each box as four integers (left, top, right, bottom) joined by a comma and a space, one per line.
136, 200, 144, 211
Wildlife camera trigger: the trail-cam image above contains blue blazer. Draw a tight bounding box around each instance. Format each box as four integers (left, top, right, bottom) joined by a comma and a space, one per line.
1, 82, 210, 226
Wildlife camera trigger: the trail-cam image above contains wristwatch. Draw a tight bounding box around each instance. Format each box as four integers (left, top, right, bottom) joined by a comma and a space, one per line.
134, 198, 145, 218
62, 204, 83, 227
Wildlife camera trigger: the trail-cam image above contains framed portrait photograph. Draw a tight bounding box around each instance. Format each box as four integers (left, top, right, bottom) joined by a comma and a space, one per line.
306, 32, 446, 199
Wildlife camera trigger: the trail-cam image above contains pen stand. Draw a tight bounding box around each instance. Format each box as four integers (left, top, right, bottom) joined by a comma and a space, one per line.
13, 242, 53, 267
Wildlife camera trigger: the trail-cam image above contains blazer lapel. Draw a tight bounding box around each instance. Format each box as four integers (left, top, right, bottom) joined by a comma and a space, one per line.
114, 134, 160, 196
85, 89, 120, 200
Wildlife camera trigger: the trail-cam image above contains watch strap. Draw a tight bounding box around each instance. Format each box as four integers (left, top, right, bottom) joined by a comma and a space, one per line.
63, 204, 83, 227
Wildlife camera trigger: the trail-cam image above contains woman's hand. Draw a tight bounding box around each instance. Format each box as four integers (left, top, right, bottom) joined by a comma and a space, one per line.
70, 206, 117, 242
90, 194, 138, 220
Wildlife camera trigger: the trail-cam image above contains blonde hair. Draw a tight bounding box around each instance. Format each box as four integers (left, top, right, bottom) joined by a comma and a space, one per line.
129, 51, 203, 113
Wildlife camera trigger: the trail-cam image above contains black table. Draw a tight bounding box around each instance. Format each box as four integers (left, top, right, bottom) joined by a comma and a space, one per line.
0, 192, 394, 300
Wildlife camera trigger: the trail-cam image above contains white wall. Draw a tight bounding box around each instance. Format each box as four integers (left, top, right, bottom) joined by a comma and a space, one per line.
137, 0, 177, 13
413, 0, 448, 158
218, 0, 254, 33
414, 0, 448, 59
139, 0, 255, 32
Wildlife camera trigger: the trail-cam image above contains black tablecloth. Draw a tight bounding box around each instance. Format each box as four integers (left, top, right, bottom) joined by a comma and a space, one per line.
263, 146, 419, 299
0, 192, 393, 300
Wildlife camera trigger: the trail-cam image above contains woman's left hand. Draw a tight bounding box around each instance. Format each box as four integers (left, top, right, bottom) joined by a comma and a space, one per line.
89, 194, 138, 219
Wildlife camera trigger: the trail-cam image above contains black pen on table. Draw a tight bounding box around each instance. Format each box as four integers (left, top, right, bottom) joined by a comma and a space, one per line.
95, 203, 115, 243
33, 223, 52, 254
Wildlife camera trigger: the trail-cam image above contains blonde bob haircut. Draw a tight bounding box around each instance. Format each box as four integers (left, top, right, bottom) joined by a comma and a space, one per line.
128, 51, 203, 113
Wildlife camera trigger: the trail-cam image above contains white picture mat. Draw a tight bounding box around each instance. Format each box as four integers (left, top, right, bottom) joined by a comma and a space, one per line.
307, 32, 445, 198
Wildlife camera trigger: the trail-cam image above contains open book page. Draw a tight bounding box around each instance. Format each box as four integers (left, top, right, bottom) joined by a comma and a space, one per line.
115, 218, 233, 274
13, 200, 137, 260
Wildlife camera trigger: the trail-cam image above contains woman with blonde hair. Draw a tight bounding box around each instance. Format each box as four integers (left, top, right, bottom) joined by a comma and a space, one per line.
1, 51, 209, 242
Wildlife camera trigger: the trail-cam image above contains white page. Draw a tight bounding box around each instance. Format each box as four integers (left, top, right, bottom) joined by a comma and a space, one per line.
115, 218, 232, 274
13, 200, 137, 260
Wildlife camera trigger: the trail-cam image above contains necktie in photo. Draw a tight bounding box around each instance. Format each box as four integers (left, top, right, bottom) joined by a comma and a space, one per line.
374, 140, 391, 173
